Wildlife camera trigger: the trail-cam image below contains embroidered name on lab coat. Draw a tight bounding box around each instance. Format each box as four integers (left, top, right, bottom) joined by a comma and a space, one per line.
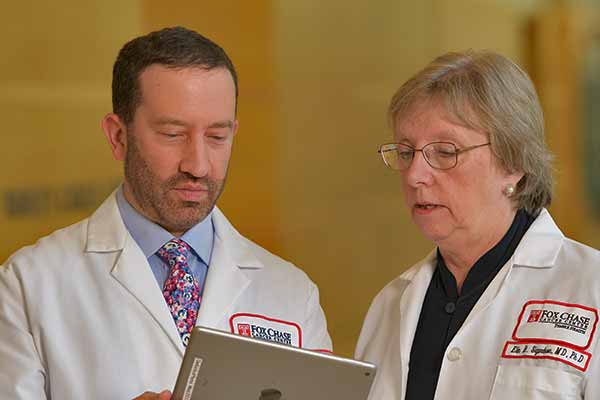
229, 313, 302, 347
502, 341, 591, 371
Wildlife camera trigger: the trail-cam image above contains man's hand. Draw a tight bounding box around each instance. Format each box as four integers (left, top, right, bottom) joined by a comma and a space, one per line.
133, 390, 172, 400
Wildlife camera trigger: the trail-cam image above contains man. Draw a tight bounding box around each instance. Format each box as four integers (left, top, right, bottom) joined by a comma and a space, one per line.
0, 27, 332, 400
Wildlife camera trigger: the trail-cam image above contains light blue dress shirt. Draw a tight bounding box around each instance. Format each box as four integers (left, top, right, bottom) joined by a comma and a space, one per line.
116, 187, 213, 294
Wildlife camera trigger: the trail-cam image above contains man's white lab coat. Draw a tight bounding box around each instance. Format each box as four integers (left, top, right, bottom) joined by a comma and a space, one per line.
0, 193, 331, 399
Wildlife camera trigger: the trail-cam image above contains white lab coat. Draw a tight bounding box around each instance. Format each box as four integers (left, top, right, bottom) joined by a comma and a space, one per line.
356, 209, 600, 400
0, 192, 332, 399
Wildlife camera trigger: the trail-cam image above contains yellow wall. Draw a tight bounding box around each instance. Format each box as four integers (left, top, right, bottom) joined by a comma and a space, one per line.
0, 2, 141, 262
1, 1, 599, 358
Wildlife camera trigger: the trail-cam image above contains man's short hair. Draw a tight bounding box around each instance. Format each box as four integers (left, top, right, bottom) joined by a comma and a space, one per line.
112, 26, 238, 125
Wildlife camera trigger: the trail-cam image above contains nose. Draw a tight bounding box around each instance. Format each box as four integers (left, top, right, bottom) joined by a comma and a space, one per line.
179, 135, 210, 178
403, 150, 434, 187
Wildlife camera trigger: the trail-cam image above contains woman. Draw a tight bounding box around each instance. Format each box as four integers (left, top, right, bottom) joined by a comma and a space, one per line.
356, 50, 600, 400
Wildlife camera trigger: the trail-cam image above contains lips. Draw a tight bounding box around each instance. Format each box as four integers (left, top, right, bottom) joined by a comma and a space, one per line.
172, 186, 209, 202
415, 203, 438, 209
412, 201, 445, 215
174, 184, 208, 192
414, 202, 441, 209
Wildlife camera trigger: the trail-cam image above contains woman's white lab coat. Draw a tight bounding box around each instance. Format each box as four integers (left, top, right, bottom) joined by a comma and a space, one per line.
356, 209, 600, 399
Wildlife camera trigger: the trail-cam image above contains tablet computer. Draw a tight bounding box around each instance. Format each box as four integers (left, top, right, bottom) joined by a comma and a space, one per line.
172, 326, 376, 400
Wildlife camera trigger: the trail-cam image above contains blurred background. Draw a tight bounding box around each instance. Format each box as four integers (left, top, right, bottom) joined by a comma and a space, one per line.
1, 0, 599, 357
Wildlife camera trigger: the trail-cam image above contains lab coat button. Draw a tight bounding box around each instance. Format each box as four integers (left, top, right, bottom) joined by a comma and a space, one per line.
447, 347, 462, 361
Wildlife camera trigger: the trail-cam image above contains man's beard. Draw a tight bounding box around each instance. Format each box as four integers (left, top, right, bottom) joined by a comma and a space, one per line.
124, 137, 226, 235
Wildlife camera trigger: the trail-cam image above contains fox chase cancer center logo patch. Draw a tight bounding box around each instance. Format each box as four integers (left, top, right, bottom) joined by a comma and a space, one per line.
501, 300, 599, 372
514, 300, 598, 349
229, 313, 302, 347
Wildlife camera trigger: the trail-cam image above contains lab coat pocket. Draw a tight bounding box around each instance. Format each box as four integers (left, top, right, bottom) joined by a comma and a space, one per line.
489, 364, 582, 400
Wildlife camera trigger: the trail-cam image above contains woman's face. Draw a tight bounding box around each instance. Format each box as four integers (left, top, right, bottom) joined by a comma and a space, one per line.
395, 98, 522, 250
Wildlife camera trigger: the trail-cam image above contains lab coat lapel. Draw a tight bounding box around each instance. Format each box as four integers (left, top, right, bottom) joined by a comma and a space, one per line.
86, 192, 185, 355
195, 207, 257, 328
111, 237, 185, 355
460, 259, 512, 328
461, 209, 563, 329
398, 252, 436, 400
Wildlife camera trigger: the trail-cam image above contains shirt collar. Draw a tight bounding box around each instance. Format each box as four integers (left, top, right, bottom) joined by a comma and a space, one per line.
115, 186, 214, 264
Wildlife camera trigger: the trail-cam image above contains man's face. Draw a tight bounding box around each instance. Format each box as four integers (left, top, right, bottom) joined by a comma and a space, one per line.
117, 65, 237, 236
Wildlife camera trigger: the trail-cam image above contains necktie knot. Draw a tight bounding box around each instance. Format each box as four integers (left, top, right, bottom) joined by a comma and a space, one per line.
157, 238, 191, 267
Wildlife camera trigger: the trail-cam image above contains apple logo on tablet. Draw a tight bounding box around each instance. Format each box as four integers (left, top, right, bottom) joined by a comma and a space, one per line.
259, 388, 282, 400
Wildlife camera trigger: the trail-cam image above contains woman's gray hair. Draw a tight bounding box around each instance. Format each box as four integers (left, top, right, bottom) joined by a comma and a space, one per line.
389, 50, 553, 214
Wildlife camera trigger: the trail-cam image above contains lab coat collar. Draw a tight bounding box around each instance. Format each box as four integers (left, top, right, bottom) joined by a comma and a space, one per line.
85, 191, 264, 270
84, 192, 264, 355
85, 189, 127, 253
194, 206, 259, 327
398, 208, 564, 283
512, 208, 564, 269
211, 206, 263, 270
398, 209, 565, 319
86, 191, 186, 354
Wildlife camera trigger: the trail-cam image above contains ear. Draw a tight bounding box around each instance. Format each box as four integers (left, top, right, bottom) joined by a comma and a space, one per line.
506, 170, 525, 189
101, 113, 128, 161
231, 119, 239, 138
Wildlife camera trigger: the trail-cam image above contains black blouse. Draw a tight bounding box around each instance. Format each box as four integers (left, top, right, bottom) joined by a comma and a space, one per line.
405, 209, 534, 400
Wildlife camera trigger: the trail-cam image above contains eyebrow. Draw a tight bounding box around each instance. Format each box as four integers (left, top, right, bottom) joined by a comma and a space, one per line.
208, 120, 234, 129
153, 118, 234, 129
153, 117, 188, 127
394, 133, 412, 144
395, 129, 463, 143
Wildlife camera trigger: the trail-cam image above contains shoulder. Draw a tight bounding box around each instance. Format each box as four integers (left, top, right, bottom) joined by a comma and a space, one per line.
212, 208, 314, 284
557, 236, 600, 276
370, 251, 435, 306
532, 210, 600, 273
560, 235, 600, 260
356, 252, 434, 359
3, 191, 125, 274
3, 218, 89, 273
1, 218, 93, 306
237, 233, 315, 285
516, 209, 600, 274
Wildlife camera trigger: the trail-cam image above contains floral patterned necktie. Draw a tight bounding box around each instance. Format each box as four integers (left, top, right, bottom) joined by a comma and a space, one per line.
157, 239, 201, 346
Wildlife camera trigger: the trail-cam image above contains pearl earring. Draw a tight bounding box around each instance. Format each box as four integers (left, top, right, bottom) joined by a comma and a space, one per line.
503, 184, 515, 197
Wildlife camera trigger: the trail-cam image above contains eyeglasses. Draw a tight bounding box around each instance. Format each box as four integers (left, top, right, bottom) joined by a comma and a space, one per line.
378, 141, 491, 171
